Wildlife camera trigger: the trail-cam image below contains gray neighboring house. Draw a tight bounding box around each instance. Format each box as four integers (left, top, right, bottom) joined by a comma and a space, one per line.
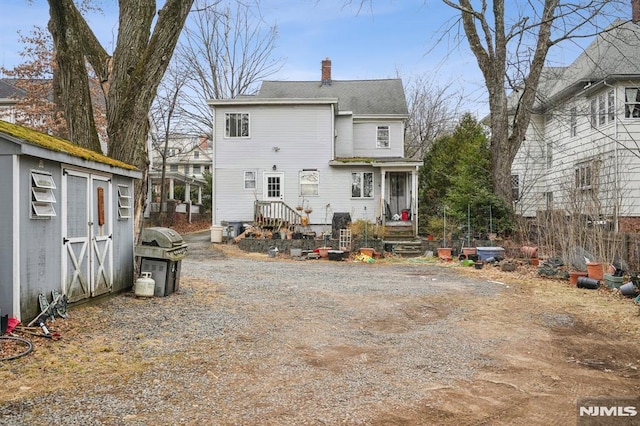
0, 120, 141, 321
0, 79, 26, 124
511, 19, 640, 232
208, 58, 422, 239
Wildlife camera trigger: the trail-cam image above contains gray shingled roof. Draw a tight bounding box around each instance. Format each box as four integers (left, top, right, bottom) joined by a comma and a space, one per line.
538, 20, 640, 103
0, 79, 26, 99
256, 79, 409, 116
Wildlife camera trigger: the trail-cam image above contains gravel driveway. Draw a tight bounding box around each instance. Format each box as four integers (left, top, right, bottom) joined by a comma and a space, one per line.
17, 230, 640, 425
1, 232, 513, 425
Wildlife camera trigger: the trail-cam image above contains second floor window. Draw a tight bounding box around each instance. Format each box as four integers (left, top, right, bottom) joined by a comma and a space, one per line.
376, 126, 390, 148
351, 172, 373, 198
193, 165, 201, 174
625, 87, 640, 118
590, 89, 614, 128
170, 164, 178, 172
570, 107, 577, 137
225, 113, 249, 138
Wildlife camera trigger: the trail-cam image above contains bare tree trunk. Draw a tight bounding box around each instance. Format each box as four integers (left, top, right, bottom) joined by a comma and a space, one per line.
47, 0, 101, 152
46, 0, 194, 238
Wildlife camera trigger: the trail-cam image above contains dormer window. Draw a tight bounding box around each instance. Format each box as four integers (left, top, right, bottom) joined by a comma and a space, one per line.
376, 126, 390, 148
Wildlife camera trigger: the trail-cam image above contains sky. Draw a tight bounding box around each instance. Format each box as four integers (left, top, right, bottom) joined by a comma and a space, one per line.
0, 0, 625, 118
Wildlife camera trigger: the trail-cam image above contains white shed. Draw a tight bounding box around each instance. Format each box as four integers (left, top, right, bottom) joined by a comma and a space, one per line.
0, 121, 141, 321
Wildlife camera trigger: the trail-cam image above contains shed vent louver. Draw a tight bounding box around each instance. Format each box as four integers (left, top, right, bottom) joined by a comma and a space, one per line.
31, 171, 56, 218
117, 184, 132, 219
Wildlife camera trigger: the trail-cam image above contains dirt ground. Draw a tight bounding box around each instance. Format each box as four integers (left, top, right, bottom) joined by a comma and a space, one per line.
2, 245, 640, 425
375, 263, 640, 425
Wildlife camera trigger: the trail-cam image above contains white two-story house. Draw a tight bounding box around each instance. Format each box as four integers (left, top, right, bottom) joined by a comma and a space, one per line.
208, 58, 422, 237
511, 19, 640, 233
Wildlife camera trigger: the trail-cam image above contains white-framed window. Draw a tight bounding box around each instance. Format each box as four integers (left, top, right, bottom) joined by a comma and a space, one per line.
299, 170, 319, 196
376, 125, 390, 148
575, 160, 598, 191
193, 164, 201, 174
169, 164, 178, 172
31, 170, 57, 218
590, 89, 614, 128
244, 171, 256, 190
194, 151, 200, 159
570, 107, 577, 137
117, 184, 132, 219
351, 172, 374, 198
225, 112, 249, 138
546, 142, 553, 168
625, 87, 640, 118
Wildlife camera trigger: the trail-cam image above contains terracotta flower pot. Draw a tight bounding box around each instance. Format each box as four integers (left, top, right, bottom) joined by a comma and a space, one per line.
586, 262, 604, 281
317, 247, 331, 258
437, 247, 452, 261
462, 247, 477, 256
569, 271, 588, 286
359, 248, 375, 257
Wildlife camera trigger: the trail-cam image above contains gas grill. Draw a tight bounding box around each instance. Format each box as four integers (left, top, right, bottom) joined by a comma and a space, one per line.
135, 227, 188, 296
135, 227, 188, 261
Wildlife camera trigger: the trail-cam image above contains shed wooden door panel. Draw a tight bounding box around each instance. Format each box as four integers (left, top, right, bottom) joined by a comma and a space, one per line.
62, 169, 113, 301
91, 176, 112, 297
63, 172, 91, 302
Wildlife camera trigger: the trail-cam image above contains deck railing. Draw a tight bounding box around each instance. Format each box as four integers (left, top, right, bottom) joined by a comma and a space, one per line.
254, 201, 302, 230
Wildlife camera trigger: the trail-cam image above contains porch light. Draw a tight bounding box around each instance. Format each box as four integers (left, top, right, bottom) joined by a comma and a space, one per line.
272, 165, 277, 171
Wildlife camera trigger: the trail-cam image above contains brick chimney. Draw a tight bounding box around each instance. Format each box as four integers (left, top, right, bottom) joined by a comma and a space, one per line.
634, 0, 640, 23
321, 57, 332, 85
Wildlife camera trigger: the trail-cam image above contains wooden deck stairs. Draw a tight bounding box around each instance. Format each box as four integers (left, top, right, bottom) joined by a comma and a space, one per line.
383, 221, 422, 257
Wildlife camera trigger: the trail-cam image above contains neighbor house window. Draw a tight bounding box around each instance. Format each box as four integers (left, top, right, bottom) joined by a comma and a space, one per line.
193, 165, 201, 174
351, 172, 373, 198
244, 171, 256, 190
575, 160, 598, 191
511, 174, 520, 201
590, 89, 614, 128
225, 113, 249, 138
376, 126, 390, 148
545, 192, 554, 210
625, 87, 640, 118
194, 151, 200, 159
299, 170, 319, 196
170, 164, 178, 172
546, 142, 553, 168
570, 107, 577, 137
31, 170, 57, 218
117, 185, 132, 219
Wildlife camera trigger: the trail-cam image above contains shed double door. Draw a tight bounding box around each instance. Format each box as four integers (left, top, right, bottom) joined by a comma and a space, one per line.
61, 169, 113, 302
